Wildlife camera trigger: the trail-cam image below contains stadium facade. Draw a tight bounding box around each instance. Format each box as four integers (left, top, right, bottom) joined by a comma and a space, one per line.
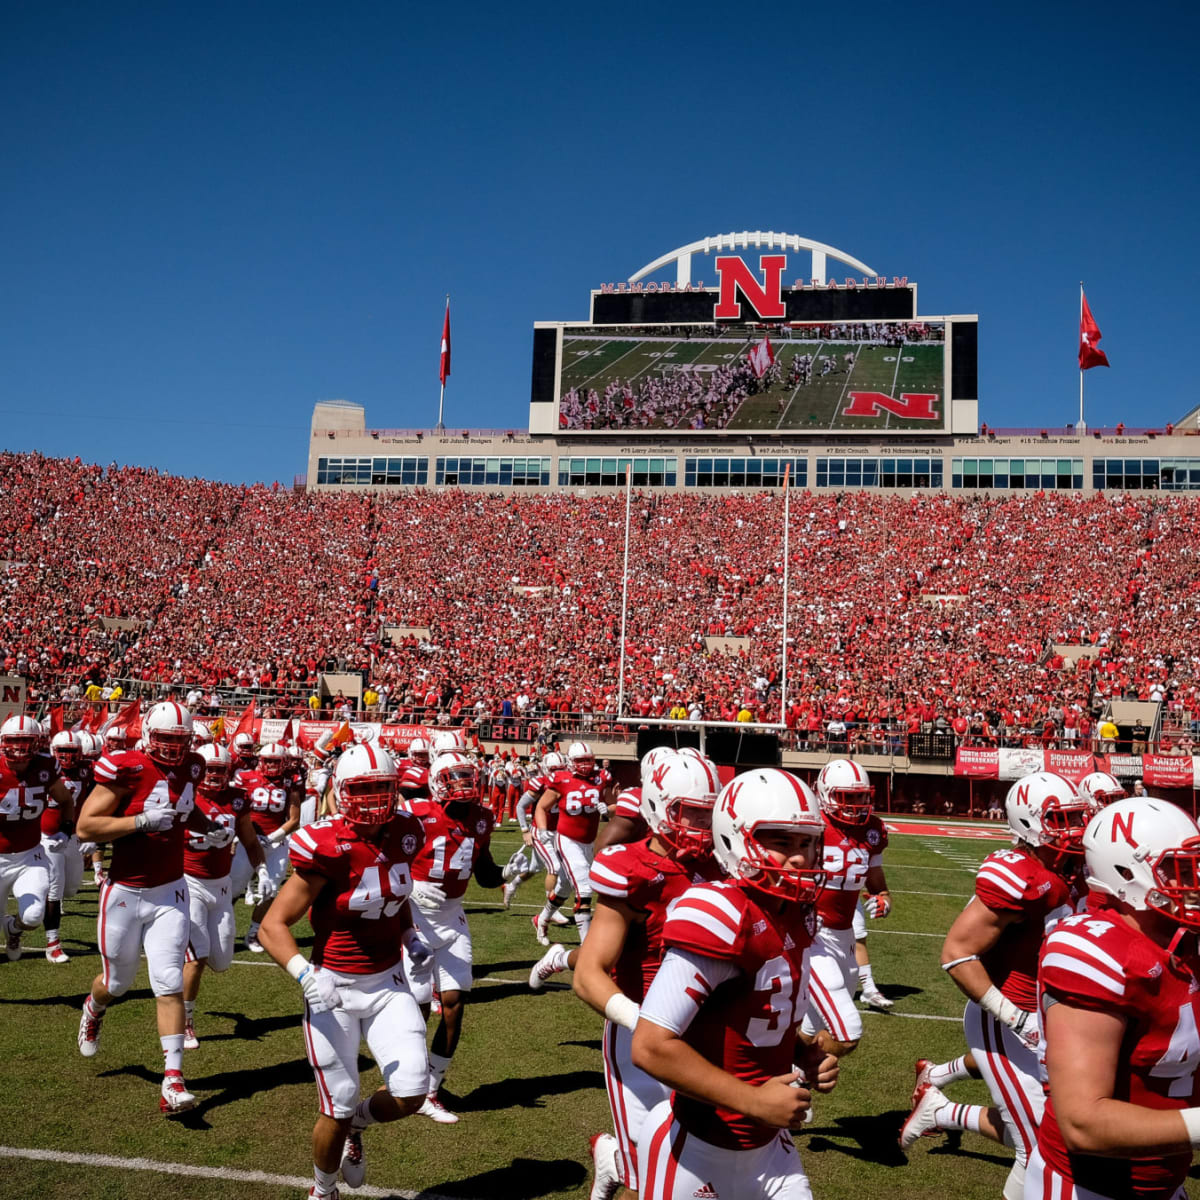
306, 232, 1200, 496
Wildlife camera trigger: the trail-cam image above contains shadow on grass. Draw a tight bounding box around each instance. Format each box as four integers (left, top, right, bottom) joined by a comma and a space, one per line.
805, 1111, 913, 1167
420, 1156, 586, 1199
558, 1039, 601, 1052
202, 1009, 301, 1042
444, 1069, 604, 1112
472, 960, 542, 977
0, 987, 153, 1009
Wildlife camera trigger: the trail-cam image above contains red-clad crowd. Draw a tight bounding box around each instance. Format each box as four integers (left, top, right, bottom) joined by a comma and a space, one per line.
4, 451, 1200, 749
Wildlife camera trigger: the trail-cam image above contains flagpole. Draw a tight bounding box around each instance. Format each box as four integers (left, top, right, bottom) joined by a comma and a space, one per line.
616, 464, 633, 722
1077, 283, 1086, 435
780, 463, 791, 728
436, 294, 449, 431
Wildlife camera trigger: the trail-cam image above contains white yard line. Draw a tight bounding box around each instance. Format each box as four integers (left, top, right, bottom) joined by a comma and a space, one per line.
827, 342, 865, 428
0, 1145, 457, 1199
775, 341, 826, 430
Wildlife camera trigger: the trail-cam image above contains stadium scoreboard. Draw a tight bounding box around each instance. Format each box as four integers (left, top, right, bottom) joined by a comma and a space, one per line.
529, 233, 978, 438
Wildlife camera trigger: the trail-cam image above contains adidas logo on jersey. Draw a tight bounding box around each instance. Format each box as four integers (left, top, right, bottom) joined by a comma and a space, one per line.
693, 1184, 719, 1198
752, 920, 767, 935
783, 933, 795, 950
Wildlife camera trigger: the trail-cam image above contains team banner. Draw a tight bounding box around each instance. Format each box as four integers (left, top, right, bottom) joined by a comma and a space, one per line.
1043, 750, 1097, 783
1139, 754, 1200, 789
998, 748, 1048, 780
956, 747, 1199, 789
954, 748, 999, 777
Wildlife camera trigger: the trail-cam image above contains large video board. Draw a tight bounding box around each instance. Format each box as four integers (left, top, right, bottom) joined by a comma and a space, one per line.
551, 320, 954, 435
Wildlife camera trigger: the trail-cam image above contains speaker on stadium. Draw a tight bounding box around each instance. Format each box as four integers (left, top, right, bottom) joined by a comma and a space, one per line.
704, 729, 781, 768
636, 728, 703, 760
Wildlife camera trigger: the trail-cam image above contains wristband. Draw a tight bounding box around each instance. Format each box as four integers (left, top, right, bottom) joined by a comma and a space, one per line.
604, 993, 641, 1031
285, 953, 310, 982
1180, 1107, 1200, 1148
980, 984, 1021, 1029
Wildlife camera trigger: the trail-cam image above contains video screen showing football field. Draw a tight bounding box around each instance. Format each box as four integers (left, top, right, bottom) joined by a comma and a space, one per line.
557, 321, 946, 434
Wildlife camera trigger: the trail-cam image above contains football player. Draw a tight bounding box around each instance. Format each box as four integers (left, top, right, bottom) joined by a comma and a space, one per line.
506, 750, 565, 912
41, 729, 89, 962
593, 745, 678, 854
534, 741, 614, 941
631, 768, 839, 1199
403, 750, 505, 1123
801, 759, 893, 1056
901, 772, 1089, 1200
75, 702, 232, 1114
396, 735, 431, 805
1, 716, 76, 963
1029, 798, 1200, 1198
260, 742, 432, 1200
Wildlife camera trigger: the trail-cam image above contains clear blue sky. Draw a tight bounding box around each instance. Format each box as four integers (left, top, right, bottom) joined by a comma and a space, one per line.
3, 2, 1197, 484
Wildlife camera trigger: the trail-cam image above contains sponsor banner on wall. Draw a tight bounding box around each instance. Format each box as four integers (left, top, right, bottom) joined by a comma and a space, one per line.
1043, 750, 1097, 783
1140, 754, 1200, 790
998, 747, 1046, 780
954, 748, 998, 778
1102, 754, 1144, 779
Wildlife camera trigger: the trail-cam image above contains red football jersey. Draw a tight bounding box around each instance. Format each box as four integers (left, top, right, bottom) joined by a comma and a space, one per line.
613, 785, 643, 821
589, 839, 720, 1001
659, 880, 816, 1150
408, 798, 495, 900
815, 814, 888, 930
288, 812, 425, 974
92, 749, 202, 888
1036, 896, 1200, 1196
183, 786, 248, 880
41, 762, 91, 836
974, 847, 1074, 1011
397, 759, 429, 800
233, 768, 294, 837
0, 753, 60, 853
550, 766, 612, 843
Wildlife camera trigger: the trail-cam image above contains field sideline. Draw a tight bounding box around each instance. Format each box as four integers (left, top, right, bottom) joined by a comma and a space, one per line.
2, 827, 1032, 1200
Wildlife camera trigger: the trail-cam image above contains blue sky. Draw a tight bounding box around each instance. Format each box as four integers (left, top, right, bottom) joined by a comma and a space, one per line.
3, 2, 1197, 484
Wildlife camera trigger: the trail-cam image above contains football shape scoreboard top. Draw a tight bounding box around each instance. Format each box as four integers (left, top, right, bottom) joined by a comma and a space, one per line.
529, 231, 978, 438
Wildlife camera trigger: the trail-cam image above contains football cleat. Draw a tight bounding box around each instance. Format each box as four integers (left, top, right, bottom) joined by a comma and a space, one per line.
244, 884, 255, 906
159, 1070, 196, 1114
307, 1188, 340, 1200
430, 995, 442, 1016
183, 1021, 200, 1051
4, 915, 23, 961
78, 998, 104, 1056
588, 1132, 621, 1200
418, 1093, 459, 1124
339, 1129, 365, 1188
529, 945, 567, 991
532, 912, 550, 947
501, 880, 519, 909
45, 939, 70, 965
912, 1058, 933, 1106
245, 930, 265, 954
899, 1082, 948, 1150
862, 987, 894, 1010
549, 910, 571, 927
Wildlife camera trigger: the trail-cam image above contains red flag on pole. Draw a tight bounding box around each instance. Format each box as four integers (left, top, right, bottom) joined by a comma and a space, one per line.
747, 335, 775, 379
1079, 289, 1110, 370
229, 700, 257, 746
439, 299, 452, 385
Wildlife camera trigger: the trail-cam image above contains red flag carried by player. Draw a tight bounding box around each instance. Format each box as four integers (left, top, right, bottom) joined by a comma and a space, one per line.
328, 720, 353, 751
1079, 289, 1110, 370
97, 699, 139, 741
747, 335, 775, 379
439, 299, 452, 385
48, 705, 63, 738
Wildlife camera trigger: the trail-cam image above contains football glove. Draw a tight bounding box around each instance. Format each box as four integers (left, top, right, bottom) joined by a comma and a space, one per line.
864, 892, 891, 919
412, 881, 447, 908
255, 863, 277, 900
135, 808, 175, 833
205, 822, 235, 849
44, 832, 69, 854
288, 956, 342, 1014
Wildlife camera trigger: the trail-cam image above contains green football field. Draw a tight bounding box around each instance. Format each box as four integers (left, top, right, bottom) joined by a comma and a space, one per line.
560, 334, 945, 433
2, 825, 1026, 1200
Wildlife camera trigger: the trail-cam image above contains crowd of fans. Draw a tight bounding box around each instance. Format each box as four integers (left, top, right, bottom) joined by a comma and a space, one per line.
3, 450, 1200, 754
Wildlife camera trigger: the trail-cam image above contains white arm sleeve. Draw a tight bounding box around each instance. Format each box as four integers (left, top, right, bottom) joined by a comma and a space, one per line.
515, 791, 537, 831
640, 948, 741, 1036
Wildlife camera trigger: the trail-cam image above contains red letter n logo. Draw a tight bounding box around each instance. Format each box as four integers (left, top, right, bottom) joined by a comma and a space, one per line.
1111, 811, 1136, 847
713, 255, 787, 319
1, 686, 19, 704
842, 392, 940, 421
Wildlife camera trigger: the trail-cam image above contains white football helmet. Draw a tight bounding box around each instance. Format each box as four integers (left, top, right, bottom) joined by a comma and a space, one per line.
332, 743, 399, 826
4, 715, 47, 768
1077, 771, 1127, 813
1005, 772, 1089, 857
431, 730, 465, 758
191, 723, 214, 748
711, 769, 825, 902
641, 753, 719, 858
541, 750, 566, 774
145, 702, 194, 766
407, 736, 431, 768
567, 741, 596, 777
258, 742, 289, 781
198, 743, 233, 790
104, 724, 131, 751
232, 732, 258, 766
50, 729, 83, 769
78, 731, 102, 760
430, 751, 481, 805
639, 746, 678, 784
816, 758, 875, 825
1084, 798, 1200, 929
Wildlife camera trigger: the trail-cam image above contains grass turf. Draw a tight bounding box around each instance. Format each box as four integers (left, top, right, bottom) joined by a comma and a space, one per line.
1, 827, 1011, 1199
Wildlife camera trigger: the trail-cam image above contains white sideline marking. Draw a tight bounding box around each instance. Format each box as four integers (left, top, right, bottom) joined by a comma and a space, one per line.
0, 1145, 456, 1199
863, 1009, 960, 1023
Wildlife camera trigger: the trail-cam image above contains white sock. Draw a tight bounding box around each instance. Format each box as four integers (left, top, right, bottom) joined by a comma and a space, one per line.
935, 1102, 984, 1134
46, 927, 60, 942
86, 994, 107, 1017
353, 1095, 379, 1129
575, 908, 592, 940
161, 1034, 184, 1074
184, 1001, 196, 1022
313, 1165, 339, 1195
858, 964, 877, 992
428, 1052, 452, 1094
930, 1055, 972, 1088
550, 944, 571, 972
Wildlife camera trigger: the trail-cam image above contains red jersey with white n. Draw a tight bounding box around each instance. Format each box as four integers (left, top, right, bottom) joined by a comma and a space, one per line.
589, 839, 720, 1001
233, 768, 291, 838
0, 753, 59, 853
289, 812, 425, 974
41, 762, 90, 835
973, 847, 1074, 1011
184, 787, 248, 880
651, 880, 816, 1150
408, 798, 495, 901
92, 749, 202, 888
551, 766, 613, 843
1037, 896, 1200, 1197
815, 814, 888, 930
